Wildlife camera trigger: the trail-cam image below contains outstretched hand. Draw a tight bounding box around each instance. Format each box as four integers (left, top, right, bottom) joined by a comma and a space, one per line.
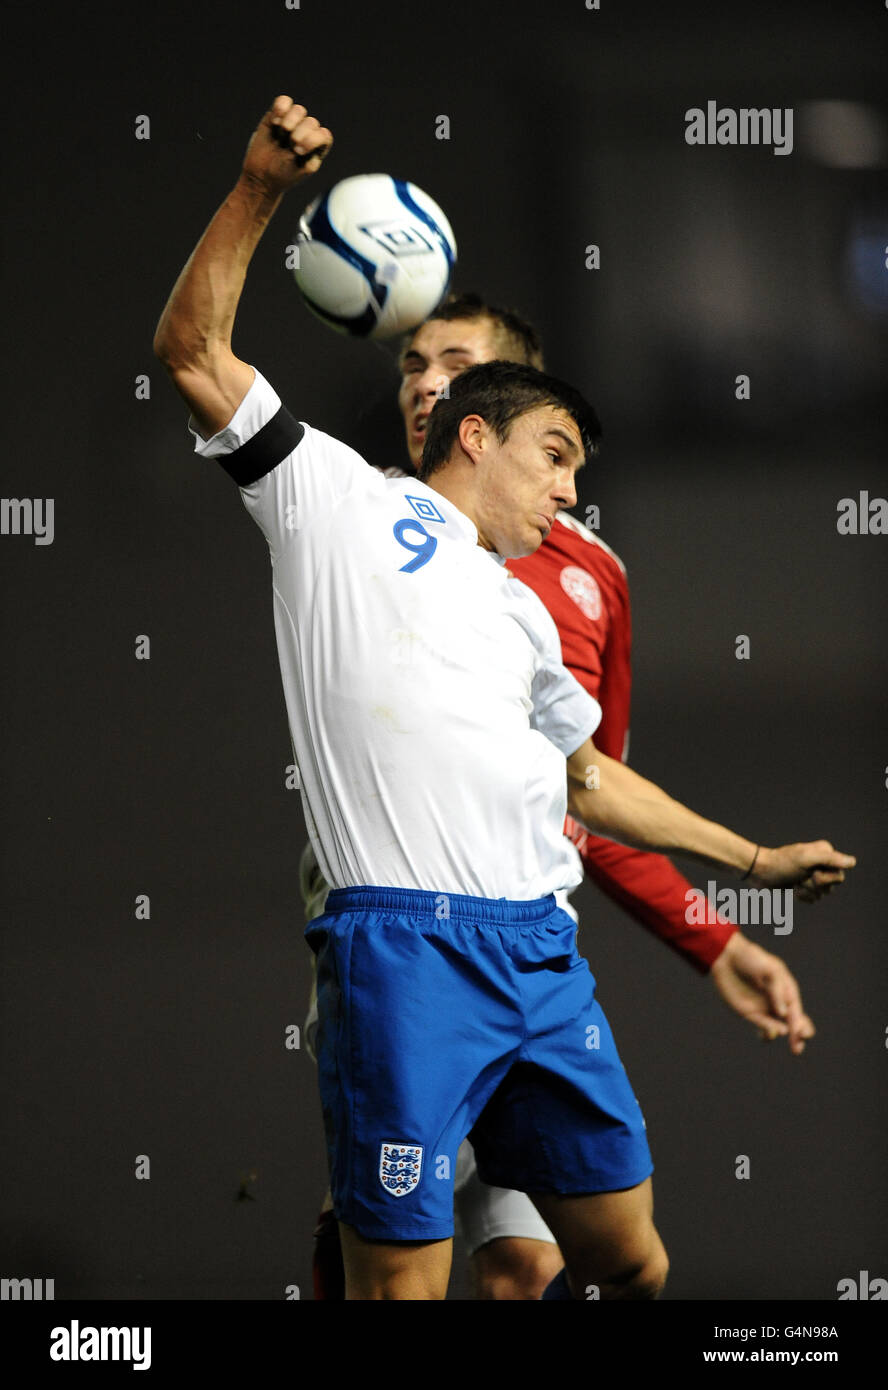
709, 931, 815, 1054
753, 841, 855, 901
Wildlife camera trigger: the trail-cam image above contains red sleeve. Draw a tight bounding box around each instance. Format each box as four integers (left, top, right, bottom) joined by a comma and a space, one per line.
566, 818, 736, 972
510, 519, 736, 972
573, 547, 735, 971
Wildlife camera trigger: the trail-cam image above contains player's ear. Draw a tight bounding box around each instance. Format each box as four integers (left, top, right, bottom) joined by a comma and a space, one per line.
456, 413, 487, 465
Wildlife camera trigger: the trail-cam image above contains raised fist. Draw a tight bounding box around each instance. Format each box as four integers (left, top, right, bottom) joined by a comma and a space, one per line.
241, 95, 333, 197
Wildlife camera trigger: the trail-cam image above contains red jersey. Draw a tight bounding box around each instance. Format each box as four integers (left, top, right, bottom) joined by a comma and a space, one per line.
508, 512, 734, 971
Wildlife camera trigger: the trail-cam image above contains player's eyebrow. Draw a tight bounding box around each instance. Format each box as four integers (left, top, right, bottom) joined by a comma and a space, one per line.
400, 344, 475, 369
544, 427, 585, 466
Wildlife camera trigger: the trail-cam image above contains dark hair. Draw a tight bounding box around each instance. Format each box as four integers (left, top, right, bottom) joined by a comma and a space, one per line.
418, 360, 602, 481
401, 291, 545, 370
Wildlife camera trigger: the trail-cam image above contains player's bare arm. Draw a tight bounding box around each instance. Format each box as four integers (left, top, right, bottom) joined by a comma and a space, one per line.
153, 95, 332, 436
566, 737, 855, 894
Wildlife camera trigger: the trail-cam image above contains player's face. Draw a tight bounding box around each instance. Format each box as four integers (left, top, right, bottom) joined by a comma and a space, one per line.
472, 405, 584, 559
398, 317, 499, 470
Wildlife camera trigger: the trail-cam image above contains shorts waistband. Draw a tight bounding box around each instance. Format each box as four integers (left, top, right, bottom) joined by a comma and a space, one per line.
323, 885, 558, 924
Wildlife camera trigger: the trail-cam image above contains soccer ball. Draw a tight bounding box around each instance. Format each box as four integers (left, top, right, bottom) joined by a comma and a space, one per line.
292, 174, 457, 339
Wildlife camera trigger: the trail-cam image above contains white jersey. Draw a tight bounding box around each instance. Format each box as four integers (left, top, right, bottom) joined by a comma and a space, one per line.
189, 368, 601, 901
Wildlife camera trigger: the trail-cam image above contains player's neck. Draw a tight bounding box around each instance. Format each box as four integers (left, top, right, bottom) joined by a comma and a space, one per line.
424, 476, 494, 551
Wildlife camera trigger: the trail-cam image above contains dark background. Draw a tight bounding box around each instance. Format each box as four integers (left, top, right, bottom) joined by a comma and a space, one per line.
1, 0, 886, 1301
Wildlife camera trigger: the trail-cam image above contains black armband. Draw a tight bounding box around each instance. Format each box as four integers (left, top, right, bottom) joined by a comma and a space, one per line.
219, 406, 305, 486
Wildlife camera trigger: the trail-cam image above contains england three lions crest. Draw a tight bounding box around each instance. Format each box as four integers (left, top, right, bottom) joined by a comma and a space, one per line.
379, 1142, 423, 1197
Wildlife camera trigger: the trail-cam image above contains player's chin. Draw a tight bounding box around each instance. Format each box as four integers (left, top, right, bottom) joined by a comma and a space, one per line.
507, 527, 546, 560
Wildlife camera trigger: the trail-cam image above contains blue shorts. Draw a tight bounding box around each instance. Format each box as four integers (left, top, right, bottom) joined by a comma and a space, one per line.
306, 886, 653, 1241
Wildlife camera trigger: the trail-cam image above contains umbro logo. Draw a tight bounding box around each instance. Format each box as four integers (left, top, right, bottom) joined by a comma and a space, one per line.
405, 495, 446, 525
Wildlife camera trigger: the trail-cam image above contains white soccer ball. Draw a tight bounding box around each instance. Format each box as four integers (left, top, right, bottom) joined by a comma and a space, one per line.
292, 174, 457, 339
